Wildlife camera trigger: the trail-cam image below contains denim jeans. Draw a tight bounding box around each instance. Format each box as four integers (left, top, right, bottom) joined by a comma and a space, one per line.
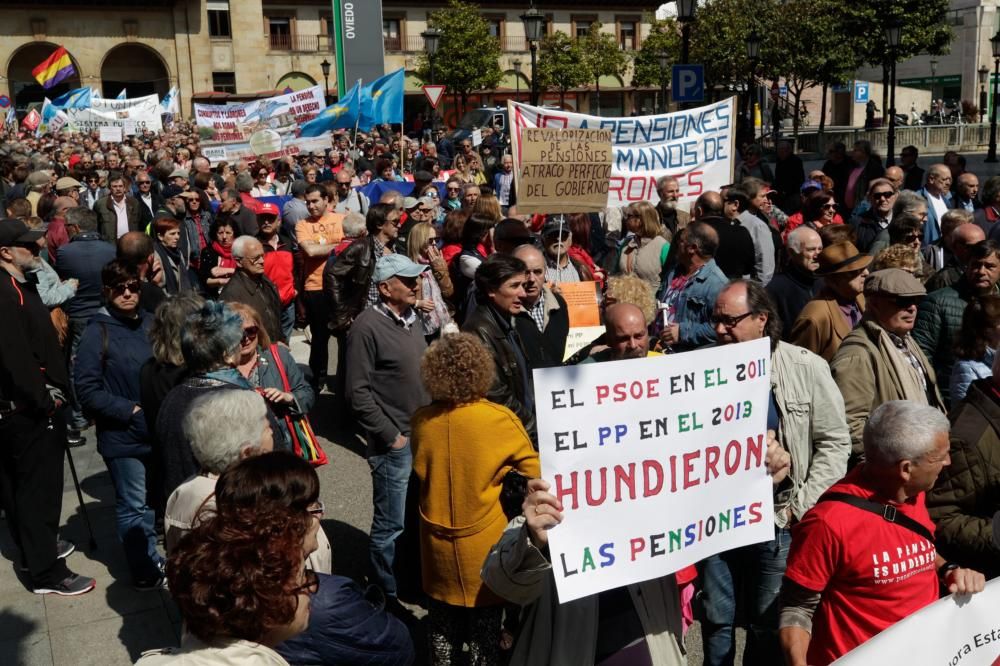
280, 301, 295, 343
104, 455, 163, 583
367, 442, 411, 598
65, 317, 91, 430
699, 526, 791, 666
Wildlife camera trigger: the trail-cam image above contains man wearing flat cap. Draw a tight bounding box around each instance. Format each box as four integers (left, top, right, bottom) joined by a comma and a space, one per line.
789, 241, 871, 362
831, 268, 945, 464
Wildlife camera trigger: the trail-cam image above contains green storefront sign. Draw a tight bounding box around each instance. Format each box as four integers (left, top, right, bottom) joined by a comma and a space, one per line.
898, 74, 962, 88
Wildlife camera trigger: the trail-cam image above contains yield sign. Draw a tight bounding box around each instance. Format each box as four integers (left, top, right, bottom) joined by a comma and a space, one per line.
423, 85, 446, 109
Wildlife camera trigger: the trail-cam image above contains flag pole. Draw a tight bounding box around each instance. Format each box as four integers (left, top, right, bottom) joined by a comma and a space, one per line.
351, 78, 362, 153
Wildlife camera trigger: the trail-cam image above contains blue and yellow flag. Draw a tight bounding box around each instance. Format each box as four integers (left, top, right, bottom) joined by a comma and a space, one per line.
299, 82, 361, 137
50, 86, 91, 110
359, 69, 404, 130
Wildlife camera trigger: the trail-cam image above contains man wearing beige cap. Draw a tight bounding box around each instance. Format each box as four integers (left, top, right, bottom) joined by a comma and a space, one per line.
831, 268, 945, 464
55, 176, 82, 205
789, 241, 871, 362
25, 170, 51, 217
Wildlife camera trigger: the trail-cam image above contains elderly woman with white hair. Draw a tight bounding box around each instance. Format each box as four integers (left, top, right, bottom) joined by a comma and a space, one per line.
779, 401, 986, 666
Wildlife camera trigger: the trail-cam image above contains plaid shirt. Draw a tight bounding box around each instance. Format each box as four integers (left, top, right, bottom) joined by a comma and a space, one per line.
365, 237, 389, 307
888, 331, 927, 391
527, 296, 546, 332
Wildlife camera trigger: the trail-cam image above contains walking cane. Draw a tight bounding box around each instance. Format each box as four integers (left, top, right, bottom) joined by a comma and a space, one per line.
63, 437, 97, 551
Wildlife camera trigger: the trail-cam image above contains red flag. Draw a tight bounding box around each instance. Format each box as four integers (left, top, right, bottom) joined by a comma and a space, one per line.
21, 108, 40, 131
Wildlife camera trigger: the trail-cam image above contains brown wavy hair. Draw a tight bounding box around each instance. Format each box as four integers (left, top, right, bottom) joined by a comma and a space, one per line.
167, 452, 319, 643
955, 294, 1000, 361
421, 333, 495, 404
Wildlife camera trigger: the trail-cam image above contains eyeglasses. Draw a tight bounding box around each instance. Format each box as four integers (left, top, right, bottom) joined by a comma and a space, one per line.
240, 325, 259, 344
111, 280, 142, 296
711, 311, 754, 329
902, 232, 922, 242
307, 500, 325, 517
891, 296, 923, 309
446, 187, 461, 193
137, 180, 151, 185
425, 191, 439, 198
871, 191, 894, 200
821, 203, 837, 210
290, 568, 319, 596
243, 254, 264, 264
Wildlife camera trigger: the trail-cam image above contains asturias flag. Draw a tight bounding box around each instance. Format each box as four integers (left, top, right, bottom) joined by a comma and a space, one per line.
359, 68, 404, 130
32, 46, 75, 90
50, 86, 91, 110
299, 82, 361, 137
116, 89, 127, 100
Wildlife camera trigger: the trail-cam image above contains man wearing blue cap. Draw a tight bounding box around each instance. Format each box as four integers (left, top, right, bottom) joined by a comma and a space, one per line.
345, 253, 430, 601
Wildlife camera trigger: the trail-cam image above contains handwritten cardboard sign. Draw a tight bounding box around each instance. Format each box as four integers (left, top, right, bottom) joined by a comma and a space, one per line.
533, 338, 775, 602
514, 127, 612, 214
557, 281, 602, 361
834, 579, 1000, 665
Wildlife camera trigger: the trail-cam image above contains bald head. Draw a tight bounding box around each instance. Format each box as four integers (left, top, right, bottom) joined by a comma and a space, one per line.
952, 222, 986, 264
884, 166, 904, 191
513, 244, 546, 306
53, 196, 77, 216
604, 303, 649, 360
694, 191, 724, 218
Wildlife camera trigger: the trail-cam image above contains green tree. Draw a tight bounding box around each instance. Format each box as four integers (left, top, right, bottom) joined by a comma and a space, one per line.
632, 17, 681, 110
582, 22, 631, 115
535, 30, 590, 107
687, 0, 769, 101
414, 0, 503, 116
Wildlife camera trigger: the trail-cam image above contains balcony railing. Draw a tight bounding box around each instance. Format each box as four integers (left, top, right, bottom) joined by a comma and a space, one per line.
382, 34, 529, 53
268, 34, 332, 52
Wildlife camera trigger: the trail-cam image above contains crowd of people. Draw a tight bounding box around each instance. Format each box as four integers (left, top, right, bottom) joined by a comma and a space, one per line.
0, 117, 999, 666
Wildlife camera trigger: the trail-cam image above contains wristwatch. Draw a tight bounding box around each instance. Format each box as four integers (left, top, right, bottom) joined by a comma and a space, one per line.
938, 561, 960, 581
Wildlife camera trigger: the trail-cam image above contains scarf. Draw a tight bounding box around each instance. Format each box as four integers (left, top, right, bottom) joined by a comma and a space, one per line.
416, 271, 449, 336
156, 240, 189, 295
212, 241, 237, 269
875, 326, 929, 405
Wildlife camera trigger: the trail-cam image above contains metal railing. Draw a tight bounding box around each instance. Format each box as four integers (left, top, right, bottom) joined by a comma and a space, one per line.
268, 34, 332, 53
383, 34, 529, 52
790, 123, 992, 154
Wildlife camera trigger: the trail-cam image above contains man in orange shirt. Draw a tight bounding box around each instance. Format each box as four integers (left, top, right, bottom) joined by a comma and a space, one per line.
296, 184, 344, 390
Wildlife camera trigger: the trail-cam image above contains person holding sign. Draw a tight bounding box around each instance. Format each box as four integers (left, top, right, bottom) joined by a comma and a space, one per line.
481, 427, 791, 666
779, 401, 985, 666
513, 245, 569, 364
702, 280, 850, 666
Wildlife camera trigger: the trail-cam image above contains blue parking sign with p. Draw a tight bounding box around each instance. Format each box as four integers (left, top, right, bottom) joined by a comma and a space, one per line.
854, 82, 869, 104
672, 65, 704, 104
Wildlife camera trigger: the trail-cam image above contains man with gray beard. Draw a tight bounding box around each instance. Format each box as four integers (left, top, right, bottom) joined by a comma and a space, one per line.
655, 175, 690, 238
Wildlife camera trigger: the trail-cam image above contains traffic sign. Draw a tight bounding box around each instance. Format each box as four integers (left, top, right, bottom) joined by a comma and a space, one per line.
672, 64, 705, 104
423, 85, 446, 109
0, 95, 10, 109
779, 85, 788, 98
770, 81, 779, 101
854, 81, 870, 104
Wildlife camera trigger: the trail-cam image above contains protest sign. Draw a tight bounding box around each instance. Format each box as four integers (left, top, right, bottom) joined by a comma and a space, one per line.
194, 86, 330, 161
512, 126, 613, 214
99, 126, 122, 143
833, 578, 1000, 665
533, 337, 775, 603
472, 128, 483, 147
508, 98, 735, 209
557, 281, 602, 361
65, 94, 162, 133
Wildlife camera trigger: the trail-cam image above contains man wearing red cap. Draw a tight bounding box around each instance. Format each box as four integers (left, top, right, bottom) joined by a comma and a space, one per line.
256, 202, 298, 341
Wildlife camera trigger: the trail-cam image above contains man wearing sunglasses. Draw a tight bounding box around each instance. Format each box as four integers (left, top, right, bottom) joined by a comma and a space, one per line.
82, 171, 108, 211
0, 219, 94, 596
850, 179, 897, 253
331, 168, 369, 216
832, 268, 945, 462
702, 279, 850, 666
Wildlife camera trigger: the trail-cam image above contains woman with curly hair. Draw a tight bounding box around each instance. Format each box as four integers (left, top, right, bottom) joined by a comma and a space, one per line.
411, 333, 539, 665
951, 295, 1000, 402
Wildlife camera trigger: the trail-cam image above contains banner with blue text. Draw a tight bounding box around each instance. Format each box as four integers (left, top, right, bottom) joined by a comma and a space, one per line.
508, 98, 735, 210
533, 338, 774, 603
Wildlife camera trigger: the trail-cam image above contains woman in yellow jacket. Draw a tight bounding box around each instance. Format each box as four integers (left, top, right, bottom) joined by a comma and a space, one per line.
411, 332, 540, 665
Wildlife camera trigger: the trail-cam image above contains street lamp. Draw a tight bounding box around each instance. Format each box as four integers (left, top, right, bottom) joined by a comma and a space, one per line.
521, 5, 546, 106
745, 31, 761, 126
930, 58, 938, 100
513, 59, 522, 101
320, 59, 331, 106
676, 0, 695, 65
987, 31, 1000, 162
979, 65, 989, 124
657, 51, 670, 113
422, 28, 441, 128
884, 17, 903, 167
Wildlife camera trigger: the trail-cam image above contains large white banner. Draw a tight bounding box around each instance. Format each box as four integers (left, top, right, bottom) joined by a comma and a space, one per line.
834, 578, 1000, 665
508, 98, 735, 209
533, 339, 775, 603
194, 85, 330, 161
65, 94, 163, 134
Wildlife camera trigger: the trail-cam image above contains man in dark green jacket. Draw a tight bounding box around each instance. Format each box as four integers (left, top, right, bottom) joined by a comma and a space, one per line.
928, 372, 1000, 579
913, 240, 1000, 406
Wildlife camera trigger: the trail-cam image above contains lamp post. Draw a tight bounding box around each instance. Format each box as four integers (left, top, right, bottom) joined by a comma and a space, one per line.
884, 18, 902, 167
745, 31, 760, 127
513, 59, 522, 101
979, 65, 989, 124
929, 58, 938, 100
421, 28, 441, 129
521, 5, 545, 106
987, 31, 1000, 162
657, 51, 670, 113
320, 59, 331, 106
676, 0, 695, 65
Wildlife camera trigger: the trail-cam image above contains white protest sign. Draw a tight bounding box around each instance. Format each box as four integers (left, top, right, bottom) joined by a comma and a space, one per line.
508, 98, 735, 209
833, 578, 1000, 665
471, 128, 483, 147
533, 338, 775, 603
99, 126, 122, 143
194, 86, 330, 161
201, 145, 228, 165
65, 94, 162, 133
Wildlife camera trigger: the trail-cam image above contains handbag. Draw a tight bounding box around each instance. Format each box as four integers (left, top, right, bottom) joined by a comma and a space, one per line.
269, 344, 328, 467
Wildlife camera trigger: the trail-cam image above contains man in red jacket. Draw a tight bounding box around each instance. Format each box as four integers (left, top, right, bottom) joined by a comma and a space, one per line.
256, 203, 298, 341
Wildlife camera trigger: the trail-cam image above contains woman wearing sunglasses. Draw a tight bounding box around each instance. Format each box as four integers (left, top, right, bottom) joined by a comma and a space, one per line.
405, 221, 454, 341
74, 260, 164, 590
229, 302, 314, 450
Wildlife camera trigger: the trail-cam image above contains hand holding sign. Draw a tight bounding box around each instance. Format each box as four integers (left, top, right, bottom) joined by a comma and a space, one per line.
523, 478, 564, 549
765, 430, 790, 485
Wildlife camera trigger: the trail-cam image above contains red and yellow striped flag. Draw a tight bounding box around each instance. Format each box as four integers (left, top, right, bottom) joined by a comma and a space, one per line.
32, 46, 75, 90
